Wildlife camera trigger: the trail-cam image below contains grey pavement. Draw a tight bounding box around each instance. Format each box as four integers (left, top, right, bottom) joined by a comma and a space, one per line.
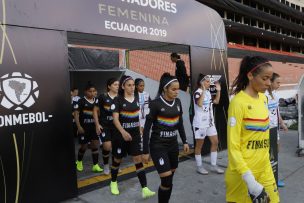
65, 130, 304, 203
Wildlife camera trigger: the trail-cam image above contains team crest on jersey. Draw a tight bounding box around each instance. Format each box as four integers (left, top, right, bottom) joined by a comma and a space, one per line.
229, 117, 236, 127
159, 158, 164, 166
110, 104, 115, 110
248, 105, 252, 110
117, 148, 121, 154
85, 104, 88, 107
95, 99, 99, 103
195, 94, 200, 99
106, 99, 109, 102
177, 105, 180, 112
102, 132, 105, 137
161, 108, 165, 112
74, 104, 79, 109
81, 136, 84, 140
123, 104, 126, 107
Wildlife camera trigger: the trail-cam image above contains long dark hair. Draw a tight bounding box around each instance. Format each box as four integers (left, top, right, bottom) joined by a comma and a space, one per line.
230, 56, 271, 95
118, 75, 134, 96
269, 72, 280, 99
135, 78, 144, 95
85, 81, 95, 91
171, 52, 181, 59
106, 77, 119, 92
156, 72, 178, 99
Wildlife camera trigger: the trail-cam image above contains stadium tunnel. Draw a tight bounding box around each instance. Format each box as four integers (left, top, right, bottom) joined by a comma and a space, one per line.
0, 0, 229, 202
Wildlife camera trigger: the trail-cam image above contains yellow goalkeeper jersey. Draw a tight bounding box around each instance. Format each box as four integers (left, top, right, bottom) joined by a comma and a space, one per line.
227, 90, 270, 175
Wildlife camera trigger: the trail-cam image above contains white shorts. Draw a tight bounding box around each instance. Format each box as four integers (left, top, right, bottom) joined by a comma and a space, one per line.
194, 126, 217, 139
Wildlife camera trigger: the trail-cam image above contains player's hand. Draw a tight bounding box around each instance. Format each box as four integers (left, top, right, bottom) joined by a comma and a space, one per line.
140, 127, 144, 136
281, 123, 288, 132
142, 154, 150, 164
201, 82, 206, 91
78, 127, 85, 134
243, 171, 268, 203
96, 124, 103, 135
183, 144, 190, 153
215, 81, 221, 91
121, 130, 132, 141
250, 188, 270, 203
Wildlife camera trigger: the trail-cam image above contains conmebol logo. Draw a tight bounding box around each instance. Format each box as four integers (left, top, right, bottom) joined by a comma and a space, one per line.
0, 72, 39, 110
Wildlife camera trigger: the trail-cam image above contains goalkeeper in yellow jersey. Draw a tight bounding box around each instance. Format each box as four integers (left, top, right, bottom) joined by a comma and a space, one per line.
225, 56, 279, 203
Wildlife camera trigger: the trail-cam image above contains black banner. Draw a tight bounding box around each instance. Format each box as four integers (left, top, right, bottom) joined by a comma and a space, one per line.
0, 26, 77, 203
69, 48, 119, 70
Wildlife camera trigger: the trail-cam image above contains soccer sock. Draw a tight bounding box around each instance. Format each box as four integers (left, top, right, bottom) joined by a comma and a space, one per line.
77, 148, 86, 161
102, 149, 110, 165
111, 159, 120, 182
158, 175, 173, 203
158, 187, 171, 203
211, 151, 217, 166
92, 148, 99, 165
135, 163, 147, 188
195, 154, 202, 167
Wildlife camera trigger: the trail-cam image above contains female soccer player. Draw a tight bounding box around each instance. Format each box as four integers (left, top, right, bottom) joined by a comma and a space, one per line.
225, 56, 279, 203
74, 82, 103, 173
143, 72, 190, 203
135, 78, 151, 135
265, 72, 288, 187
192, 74, 224, 175
93, 78, 119, 175
110, 75, 155, 199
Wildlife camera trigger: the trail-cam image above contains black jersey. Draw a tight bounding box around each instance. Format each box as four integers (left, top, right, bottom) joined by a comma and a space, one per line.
143, 96, 187, 153
95, 93, 115, 128
74, 97, 95, 126
112, 95, 140, 131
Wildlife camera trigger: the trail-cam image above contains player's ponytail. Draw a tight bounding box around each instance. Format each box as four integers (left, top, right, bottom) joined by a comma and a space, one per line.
230, 56, 271, 95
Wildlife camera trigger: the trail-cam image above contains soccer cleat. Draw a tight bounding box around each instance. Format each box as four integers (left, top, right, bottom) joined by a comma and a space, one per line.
92, 164, 103, 173
110, 181, 120, 195
76, 160, 83, 172
197, 166, 209, 175
278, 180, 285, 187
142, 187, 156, 199
210, 165, 224, 174
103, 164, 110, 175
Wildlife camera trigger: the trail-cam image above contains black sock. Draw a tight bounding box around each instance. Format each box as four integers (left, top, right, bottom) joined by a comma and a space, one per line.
135, 163, 147, 188
92, 149, 99, 165
102, 149, 110, 165
77, 148, 86, 161
158, 187, 171, 203
111, 159, 120, 182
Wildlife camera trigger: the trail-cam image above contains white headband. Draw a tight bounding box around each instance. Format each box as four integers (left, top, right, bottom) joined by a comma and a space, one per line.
122, 76, 133, 86
200, 75, 210, 83
164, 79, 178, 88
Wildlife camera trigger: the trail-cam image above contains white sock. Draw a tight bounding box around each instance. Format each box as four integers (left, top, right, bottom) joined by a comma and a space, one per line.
211, 151, 217, 166
195, 155, 202, 167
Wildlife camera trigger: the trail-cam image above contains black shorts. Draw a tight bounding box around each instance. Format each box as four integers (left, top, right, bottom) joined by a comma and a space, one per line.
99, 127, 113, 143
150, 145, 179, 174
78, 124, 99, 145
112, 129, 142, 159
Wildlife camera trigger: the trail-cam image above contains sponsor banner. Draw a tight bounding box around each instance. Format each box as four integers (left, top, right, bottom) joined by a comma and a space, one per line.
1, 0, 226, 49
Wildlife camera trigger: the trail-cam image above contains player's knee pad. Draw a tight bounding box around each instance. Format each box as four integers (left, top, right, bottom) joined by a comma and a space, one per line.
160, 175, 173, 188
